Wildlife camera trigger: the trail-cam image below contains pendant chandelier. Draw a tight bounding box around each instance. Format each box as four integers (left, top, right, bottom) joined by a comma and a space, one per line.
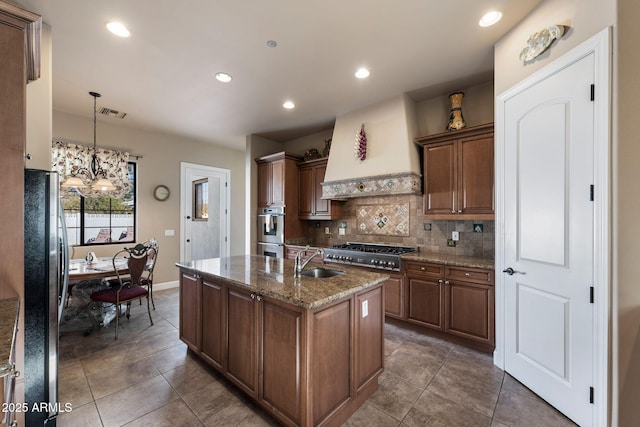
61, 91, 116, 192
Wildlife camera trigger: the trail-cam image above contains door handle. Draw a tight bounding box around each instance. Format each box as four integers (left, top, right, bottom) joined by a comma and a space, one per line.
502, 267, 524, 275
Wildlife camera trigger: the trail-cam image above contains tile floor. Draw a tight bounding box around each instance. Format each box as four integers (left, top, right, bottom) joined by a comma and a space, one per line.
57, 288, 576, 426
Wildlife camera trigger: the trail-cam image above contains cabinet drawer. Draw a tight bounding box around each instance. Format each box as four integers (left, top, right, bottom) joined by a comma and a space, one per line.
445, 266, 494, 285
404, 261, 444, 278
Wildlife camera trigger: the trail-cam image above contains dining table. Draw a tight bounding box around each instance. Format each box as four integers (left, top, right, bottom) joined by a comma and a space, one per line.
68, 257, 129, 282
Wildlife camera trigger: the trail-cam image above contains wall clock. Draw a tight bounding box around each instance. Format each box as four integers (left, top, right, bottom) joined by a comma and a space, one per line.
153, 185, 170, 201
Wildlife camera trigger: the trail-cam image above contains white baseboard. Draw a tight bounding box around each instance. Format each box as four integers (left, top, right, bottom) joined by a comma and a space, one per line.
154, 280, 179, 291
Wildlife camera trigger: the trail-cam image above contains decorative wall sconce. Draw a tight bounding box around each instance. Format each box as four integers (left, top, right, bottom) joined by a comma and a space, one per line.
520, 25, 566, 63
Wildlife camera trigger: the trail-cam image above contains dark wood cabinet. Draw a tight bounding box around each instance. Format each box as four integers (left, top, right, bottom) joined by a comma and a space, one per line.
201, 278, 224, 370
355, 286, 384, 392
179, 271, 200, 352
297, 158, 341, 220
405, 261, 445, 330
261, 298, 304, 425
256, 152, 305, 243
178, 266, 384, 426
257, 158, 286, 207
226, 286, 259, 397
444, 266, 494, 347
402, 260, 495, 351
256, 152, 303, 208
416, 123, 494, 220
383, 271, 404, 319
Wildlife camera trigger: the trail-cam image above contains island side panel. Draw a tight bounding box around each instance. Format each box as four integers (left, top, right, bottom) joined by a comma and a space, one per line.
311, 298, 352, 426
201, 277, 224, 370
262, 297, 305, 425
179, 271, 200, 352
355, 286, 384, 391
227, 286, 259, 398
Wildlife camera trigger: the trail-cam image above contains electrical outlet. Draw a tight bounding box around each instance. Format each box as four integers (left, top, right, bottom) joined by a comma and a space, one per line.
324, 227, 330, 234
165, 229, 174, 237
452, 231, 459, 241
339, 228, 345, 236
362, 300, 368, 318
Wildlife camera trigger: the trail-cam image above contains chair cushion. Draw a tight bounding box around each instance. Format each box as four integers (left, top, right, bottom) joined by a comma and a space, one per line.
90, 285, 148, 304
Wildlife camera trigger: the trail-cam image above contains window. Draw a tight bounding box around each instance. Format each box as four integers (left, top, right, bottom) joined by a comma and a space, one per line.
62, 162, 136, 246
193, 178, 209, 221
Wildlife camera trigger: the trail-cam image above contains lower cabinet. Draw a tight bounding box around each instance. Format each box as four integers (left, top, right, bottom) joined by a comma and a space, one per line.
406, 262, 445, 330
444, 266, 495, 346
178, 268, 383, 426
382, 271, 404, 320
403, 261, 495, 350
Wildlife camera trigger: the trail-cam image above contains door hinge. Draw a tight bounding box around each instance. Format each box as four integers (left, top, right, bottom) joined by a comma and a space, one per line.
590, 185, 594, 201
590, 84, 595, 101
225, 208, 228, 214
225, 236, 228, 242
590, 286, 594, 304
589, 386, 594, 404
225, 181, 228, 187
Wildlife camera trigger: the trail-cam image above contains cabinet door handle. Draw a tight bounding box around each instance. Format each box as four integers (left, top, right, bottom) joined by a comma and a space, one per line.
438, 279, 444, 285
250, 293, 256, 300
451, 210, 456, 214
465, 272, 470, 277
444, 281, 450, 285
420, 267, 426, 271
256, 295, 263, 302
457, 210, 462, 213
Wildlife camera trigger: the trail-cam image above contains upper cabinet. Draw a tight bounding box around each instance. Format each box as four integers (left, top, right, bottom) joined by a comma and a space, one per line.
415, 123, 494, 220
256, 152, 302, 208
297, 157, 341, 220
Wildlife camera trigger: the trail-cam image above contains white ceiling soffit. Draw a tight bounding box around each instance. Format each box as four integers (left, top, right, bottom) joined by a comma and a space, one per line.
18, 0, 542, 150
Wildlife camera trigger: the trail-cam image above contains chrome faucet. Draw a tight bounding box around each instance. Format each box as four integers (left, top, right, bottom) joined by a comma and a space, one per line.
294, 246, 324, 278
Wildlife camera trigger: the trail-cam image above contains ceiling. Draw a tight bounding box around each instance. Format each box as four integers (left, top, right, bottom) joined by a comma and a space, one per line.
18, 0, 542, 150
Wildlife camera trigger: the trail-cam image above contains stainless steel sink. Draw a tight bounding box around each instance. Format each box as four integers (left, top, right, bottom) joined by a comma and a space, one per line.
299, 268, 344, 278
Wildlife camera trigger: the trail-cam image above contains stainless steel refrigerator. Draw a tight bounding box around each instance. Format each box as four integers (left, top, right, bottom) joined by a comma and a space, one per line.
24, 169, 69, 426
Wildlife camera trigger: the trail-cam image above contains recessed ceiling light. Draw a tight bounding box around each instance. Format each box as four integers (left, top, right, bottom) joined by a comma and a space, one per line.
267, 40, 278, 48
283, 101, 295, 109
215, 72, 232, 83
355, 68, 370, 79
479, 11, 502, 27
106, 21, 130, 37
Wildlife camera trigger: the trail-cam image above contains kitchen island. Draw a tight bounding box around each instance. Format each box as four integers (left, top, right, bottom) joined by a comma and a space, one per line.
176, 255, 389, 427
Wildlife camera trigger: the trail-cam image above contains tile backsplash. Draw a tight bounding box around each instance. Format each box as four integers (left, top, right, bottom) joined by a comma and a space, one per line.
302, 194, 494, 259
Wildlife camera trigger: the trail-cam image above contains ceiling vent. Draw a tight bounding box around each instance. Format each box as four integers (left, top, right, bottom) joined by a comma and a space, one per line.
98, 106, 127, 119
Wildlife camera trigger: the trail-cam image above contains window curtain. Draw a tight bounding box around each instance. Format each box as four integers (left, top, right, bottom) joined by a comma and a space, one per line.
51, 140, 132, 199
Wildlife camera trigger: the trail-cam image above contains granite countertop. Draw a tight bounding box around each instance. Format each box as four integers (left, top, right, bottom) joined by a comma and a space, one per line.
0, 297, 19, 377
176, 255, 389, 310
401, 251, 495, 270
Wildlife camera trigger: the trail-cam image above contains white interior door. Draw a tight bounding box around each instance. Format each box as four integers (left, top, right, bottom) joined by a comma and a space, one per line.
502, 53, 595, 426
181, 162, 230, 262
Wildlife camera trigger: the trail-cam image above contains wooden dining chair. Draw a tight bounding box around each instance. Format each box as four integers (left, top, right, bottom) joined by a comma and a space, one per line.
89, 242, 154, 339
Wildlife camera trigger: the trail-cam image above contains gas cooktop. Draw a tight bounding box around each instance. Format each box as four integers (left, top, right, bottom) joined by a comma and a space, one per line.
324, 242, 417, 271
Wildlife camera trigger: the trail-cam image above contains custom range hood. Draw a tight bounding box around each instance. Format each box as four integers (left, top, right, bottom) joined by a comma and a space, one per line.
322, 94, 422, 199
